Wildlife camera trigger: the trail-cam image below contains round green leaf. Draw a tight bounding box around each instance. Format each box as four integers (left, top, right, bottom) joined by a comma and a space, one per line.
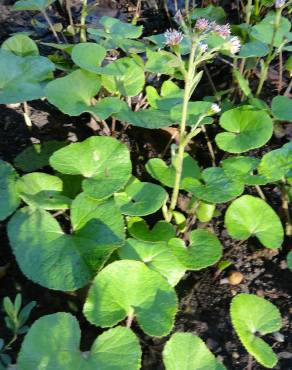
163, 332, 218, 370
101, 57, 145, 97
0, 49, 55, 104
215, 106, 273, 153
225, 195, 284, 248
287, 251, 292, 271
271, 96, 292, 122
14, 141, 66, 172
13, 0, 55, 11
118, 238, 186, 286
258, 141, 292, 181
18, 313, 141, 370
222, 156, 268, 185
71, 42, 106, 73
114, 179, 168, 216
16, 173, 71, 210
169, 229, 222, 270
1, 34, 39, 56
83, 260, 178, 337
100, 16, 143, 39
127, 216, 176, 242
0, 160, 20, 221
239, 41, 269, 58
184, 167, 244, 203
230, 293, 282, 368
8, 200, 124, 290
196, 201, 216, 222
146, 153, 201, 189
50, 136, 132, 200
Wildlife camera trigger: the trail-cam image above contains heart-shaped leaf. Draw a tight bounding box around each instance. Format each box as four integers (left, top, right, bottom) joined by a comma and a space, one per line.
114, 178, 168, 216
83, 260, 178, 337
215, 106, 273, 153
118, 238, 186, 286
8, 199, 124, 290
116, 107, 173, 128
169, 229, 222, 270
184, 167, 244, 203
13, 0, 55, 11
101, 57, 145, 97
100, 16, 143, 39
225, 195, 284, 248
271, 96, 292, 122
258, 141, 292, 181
163, 332, 220, 370
146, 154, 201, 189
18, 313, 141, 370
196, 201, 216, 222
0, 49, 55, 104
50, 136, 132, 200
71, 42, 106, 73
16, 173, 71, 210
222, 156, 268, 185
0, 160, 20, 221
1, 34, 39, 56
127, 217, 176, 242
14, 141, 66, 172
230, 293, 282, 368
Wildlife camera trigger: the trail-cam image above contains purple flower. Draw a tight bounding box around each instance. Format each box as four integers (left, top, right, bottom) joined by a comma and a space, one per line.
214, 24, 231, 39
195, 18, 210, 32
164, 29, 183, 46
275, 0, 285, 8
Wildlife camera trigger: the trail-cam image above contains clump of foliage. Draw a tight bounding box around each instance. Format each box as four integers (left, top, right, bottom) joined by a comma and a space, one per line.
0, 0, 291, 368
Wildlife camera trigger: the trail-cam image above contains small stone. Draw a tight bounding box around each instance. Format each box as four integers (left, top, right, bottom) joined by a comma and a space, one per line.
228, 271, 244, 285
273, 332, 285, 342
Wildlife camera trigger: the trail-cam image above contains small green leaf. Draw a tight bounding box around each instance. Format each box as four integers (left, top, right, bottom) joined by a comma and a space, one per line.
215, 106, 273, 153
119, 239, 186, 286
230, 293, 282, 368
170, 101, 213, 125
169, 229, 223, 270
287, 251, 292, 271
233, 70, 252, 97
0, 160, 20, 221
71, 42, 106, 73
101, 57, 145, 97
50, 136, 132, 200
100, 16, 143, 38
225, 195, 284, 248
163, 332, 219, 370
184, 167, 244, 203
146, 153, 201, 189
271, 96, 292, 122
114, 179, 168, 216
14, 141, 66, 172
16, 173, 71, 210
222, 156, 268, 185
196, 201, 216, 222
116, 107, 173, 129
1, 34, 39, 56
13, 0, 55, 11
145, 49, 181, 76
258, 141, 292, 181
83, 260, 178, 337
18, 313, 141, 370
239, 41, 269, 58
127, 217, 176, 242
146, 80, 183, 110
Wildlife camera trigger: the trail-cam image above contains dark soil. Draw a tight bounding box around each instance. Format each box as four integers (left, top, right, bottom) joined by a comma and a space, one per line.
0, 1, 291, 370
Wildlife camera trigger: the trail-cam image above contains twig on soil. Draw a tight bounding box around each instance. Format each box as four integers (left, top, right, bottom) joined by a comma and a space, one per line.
247, 354, 253, 370
41, 10, 61, 43
201, 125, 216, 167
255, 185, 266, 200
22, 102, 32, 128
280, 179, 292, 236
126, 309, 135, 328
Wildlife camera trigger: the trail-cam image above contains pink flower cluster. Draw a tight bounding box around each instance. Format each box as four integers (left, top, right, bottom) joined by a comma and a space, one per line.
164, 29, 184, 46
195, 18, 231, 39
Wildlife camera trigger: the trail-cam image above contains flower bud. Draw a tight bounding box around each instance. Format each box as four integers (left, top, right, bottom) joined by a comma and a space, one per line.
195, 18, 210, 32
275, 0, 285, 8
164, 29, 183, 46
210, 103, 221, 114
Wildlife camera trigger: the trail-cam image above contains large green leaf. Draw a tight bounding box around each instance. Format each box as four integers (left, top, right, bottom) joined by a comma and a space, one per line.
0, 49, 55, 104
271, 96, 292, 122
101, 57, 145, 97
71, 42, 106, 73
225, 195, 284, 248
239, 41, 269, 58
251, 13, 291, 47
215, 106, 273, 153
184, 167, 244, 203
14, 141, 66, 172
8, 199, 124, 290
16, 172, 71, 210
118, 238, 186, 286
146, 153, 201, 189
83, 260, 178, 337
116, 107, 173, 129
222, 156, 268, 185
0, 160, 20, 221
1, 34, 39, 56
163, 333, 219, 370
50, 136, 132, 200
114, 178, 168, 216
168, 229, 222, 270
100, 16, 143, 39
258, 141, 292, 181
230, 294, 282, 368
18, 313, 141, 370
170, 101, 213, 126
13, 0, 55, 11
127, 217, 176, 242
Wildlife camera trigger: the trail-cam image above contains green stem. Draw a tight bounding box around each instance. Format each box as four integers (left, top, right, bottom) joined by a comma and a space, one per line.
80, 0, 87, 42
